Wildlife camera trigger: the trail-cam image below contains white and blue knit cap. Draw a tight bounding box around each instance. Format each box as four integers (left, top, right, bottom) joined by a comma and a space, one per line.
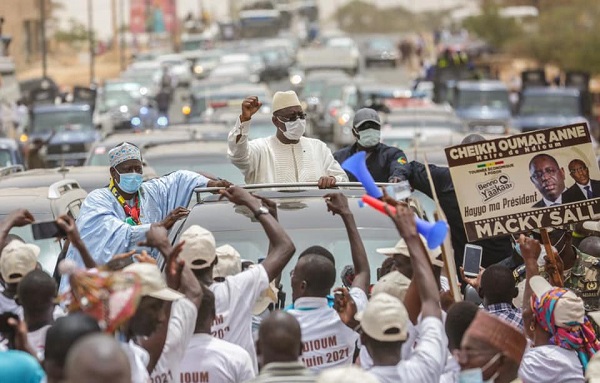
108, 142, 142, 168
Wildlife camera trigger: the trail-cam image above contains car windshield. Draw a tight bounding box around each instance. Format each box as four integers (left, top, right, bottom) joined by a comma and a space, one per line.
0, 149, 15, 167
370, 39, 394, 50
104, 90, 140, 108
33, 110, 93, 133
248, 123, 273, 140
211, 227, 398, 296
519, 94, 580, 116
145, 154, 245, 185
386, 119, 464, 131
456, 89, 510, 110
382, 137, 413, 149
302, 80, 327, 97
87, 147, 109, 166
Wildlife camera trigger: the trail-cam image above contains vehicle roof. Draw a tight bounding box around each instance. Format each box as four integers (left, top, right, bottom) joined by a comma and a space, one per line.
0, 188, 57, 215
0, 138, 19, 150
143, 141, 229, 157
186, 188, 410, 233
128, 61, 161, 70
457, 80, 508, 90
33, 104, 91, 113
96, 130, 195, 146
157, 54, 186, 62
523, 87, 581, 96
304, 70, 351, 80
0, 166, 110, 189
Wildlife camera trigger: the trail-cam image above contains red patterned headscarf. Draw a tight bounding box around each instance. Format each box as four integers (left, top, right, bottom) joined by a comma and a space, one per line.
531, 287, 600, 370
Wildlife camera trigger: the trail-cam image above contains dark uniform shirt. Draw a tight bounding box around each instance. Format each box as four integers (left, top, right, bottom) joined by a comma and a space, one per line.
333, 143, 408, 183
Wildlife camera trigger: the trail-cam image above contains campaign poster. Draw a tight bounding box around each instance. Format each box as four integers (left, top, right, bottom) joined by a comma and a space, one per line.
130, 0, 177, 33
445, 124, 600, 241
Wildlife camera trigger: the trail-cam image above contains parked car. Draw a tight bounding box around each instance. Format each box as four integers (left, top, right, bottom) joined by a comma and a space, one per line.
364, 37, 399, 68
157, 54, 194, 86
452, 80, 512, 134
23, 103, 101, 167
0, 179, 87, 278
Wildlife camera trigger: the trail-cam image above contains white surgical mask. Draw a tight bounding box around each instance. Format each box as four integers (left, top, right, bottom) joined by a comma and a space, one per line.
356, 128, 380, 147
459, 352, 502, 383
278, 118, 306, 141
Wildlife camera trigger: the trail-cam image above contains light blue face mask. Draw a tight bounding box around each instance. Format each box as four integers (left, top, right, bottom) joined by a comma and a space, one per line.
356, 128, 380, 147
458, 352, 502, 383
116, 170, 143, 194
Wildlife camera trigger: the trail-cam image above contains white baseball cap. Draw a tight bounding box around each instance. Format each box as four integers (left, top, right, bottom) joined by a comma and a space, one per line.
213, 244, 242, 279
0, 240, 40, 283
371, 271, 411, 302
124, 262, 183, 301
376, 234, 443, 267
178, 225, 216, 270
252, 281, 279, 316
355, 292, 409, 342
529, 275, 585, 327
272, 90, 301, 112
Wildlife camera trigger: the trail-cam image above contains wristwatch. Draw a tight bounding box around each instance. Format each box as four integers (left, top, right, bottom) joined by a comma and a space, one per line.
253, 206, 269, 219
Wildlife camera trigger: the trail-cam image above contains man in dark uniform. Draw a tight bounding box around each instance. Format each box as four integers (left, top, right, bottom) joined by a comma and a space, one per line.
334, 108, 407, 183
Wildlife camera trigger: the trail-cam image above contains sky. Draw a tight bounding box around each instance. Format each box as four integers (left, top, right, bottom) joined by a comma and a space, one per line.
57, 0, 472, 40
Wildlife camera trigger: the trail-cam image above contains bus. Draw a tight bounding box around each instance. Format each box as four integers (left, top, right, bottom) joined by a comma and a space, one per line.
239, 9, 281, 38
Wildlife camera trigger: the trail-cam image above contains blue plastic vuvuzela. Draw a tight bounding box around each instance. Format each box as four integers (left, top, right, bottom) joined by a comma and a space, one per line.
341, 151, 383, 198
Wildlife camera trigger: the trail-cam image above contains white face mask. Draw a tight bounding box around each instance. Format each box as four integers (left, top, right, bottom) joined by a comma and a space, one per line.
278, 118, 306, 141
356, 128, 381, 147
458, 353, 502, 383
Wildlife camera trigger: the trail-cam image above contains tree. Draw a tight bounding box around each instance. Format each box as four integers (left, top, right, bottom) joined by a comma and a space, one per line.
54, 19, 94, 49
462, 3, 523, 51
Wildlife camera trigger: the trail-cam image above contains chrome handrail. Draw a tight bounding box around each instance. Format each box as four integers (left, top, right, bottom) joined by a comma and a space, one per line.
194, 182, 395, 194
0, 165, 25, 177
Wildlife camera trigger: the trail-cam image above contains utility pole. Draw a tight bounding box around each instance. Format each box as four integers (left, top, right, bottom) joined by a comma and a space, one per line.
111, 0, 118, 52
40, 0, 47, 78
88, 0, 95, 85
120, 0, 126, 71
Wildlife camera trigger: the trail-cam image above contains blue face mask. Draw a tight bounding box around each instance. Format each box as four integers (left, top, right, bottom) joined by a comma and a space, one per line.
116, 171, 143, 194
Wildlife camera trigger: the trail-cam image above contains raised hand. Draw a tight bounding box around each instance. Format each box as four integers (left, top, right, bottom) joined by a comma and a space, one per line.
159, 207, 189, 230
219, 186, 261, 209
240, 96, 262, 122
333, 287, 359, 328
138, 224, 170, 249
384, 203, 418, 240
7, 209, 34, 227
518, 234, 541, 265
324, 193, 351, 216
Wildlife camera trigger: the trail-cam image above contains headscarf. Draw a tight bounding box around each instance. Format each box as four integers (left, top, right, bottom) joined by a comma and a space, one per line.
60, 260, 143, 333
532, 287, 600, 369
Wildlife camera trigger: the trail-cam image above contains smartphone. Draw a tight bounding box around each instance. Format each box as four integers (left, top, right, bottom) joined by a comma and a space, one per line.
32, 221, 66, 240
463, 244, 483, 278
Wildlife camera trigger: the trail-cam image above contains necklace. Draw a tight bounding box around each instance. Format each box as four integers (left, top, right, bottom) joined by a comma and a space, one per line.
109, 178, 141, 225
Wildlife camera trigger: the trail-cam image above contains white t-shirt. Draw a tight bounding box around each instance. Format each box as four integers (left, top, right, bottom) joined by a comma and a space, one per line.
288, 287, 368, 372
150, 298, 198, 383
122, 339, 151, 383
367, 317, 447, 383
27, 324, 51, 361
0, 292, 23, 318
519, 344, 584, 383
210, 264, 269, 373
176, 333, 255, 383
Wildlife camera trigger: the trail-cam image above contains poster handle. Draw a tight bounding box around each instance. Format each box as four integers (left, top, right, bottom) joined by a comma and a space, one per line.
540, 228, 564, 287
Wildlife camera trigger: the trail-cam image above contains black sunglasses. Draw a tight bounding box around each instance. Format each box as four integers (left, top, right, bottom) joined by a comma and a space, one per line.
275, 112, 307, 122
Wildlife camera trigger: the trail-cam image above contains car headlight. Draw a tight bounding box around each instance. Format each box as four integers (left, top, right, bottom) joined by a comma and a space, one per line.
182, 105, 191, 116
157, 116, 168, 126
338, 113, 351, 126
290, 74, 302, 85
20, 134, 28, 143
193, 65, 204, 75
119, 105, 128, 113
131, 117, 141, 126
